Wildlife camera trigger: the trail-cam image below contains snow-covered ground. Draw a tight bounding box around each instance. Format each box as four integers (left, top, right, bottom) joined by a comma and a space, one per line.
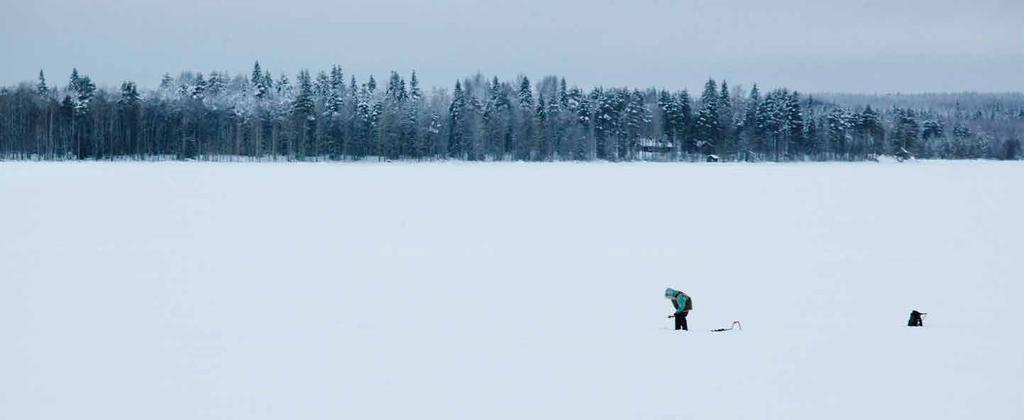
1, 161, 1022, 420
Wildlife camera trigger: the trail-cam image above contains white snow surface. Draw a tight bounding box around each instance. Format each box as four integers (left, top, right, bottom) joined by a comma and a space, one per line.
1, 161, 1022, 420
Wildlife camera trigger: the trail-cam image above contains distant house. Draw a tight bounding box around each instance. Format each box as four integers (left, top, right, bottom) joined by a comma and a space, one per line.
636, 138, 675, 161
706, 154, 720, 162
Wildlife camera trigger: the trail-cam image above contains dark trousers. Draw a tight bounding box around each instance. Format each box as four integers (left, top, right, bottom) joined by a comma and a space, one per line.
674, 312, 688, 331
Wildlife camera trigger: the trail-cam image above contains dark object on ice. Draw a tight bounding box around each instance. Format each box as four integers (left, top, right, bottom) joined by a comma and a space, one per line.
908, 310, 926, 327
706, 154, 720, 162
665, 288, 692, 331
711, 321, 742, 332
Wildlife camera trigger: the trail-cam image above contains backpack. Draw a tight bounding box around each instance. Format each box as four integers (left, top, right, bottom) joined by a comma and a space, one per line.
679, 292, 693, 312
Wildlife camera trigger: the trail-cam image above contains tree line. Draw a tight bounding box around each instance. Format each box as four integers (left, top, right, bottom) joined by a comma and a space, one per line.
1, 63, 1021, 161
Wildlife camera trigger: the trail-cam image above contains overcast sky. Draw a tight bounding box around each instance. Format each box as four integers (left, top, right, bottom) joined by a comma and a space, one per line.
2, 0, 1021, 93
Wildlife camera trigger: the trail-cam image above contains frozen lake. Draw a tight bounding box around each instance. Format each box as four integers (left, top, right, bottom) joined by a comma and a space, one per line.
1, 161, 1022, 419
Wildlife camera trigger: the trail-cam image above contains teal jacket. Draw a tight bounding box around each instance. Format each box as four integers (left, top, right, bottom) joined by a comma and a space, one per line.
665, 288, 690, 315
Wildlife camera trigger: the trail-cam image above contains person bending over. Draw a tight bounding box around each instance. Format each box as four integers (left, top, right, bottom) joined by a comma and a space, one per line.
665, 288, 692, 331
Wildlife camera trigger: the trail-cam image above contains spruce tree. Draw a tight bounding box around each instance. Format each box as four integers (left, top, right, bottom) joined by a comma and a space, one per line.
859, 105, 884, 156
657, 90, 677, 149
68, 69, 96, 158
718, 81, 733, 158
118, 81, 141, 156
536, 95, 550, 160
314, 71, 330, 100
593, 88, 616, 160
558, 78, 569, 110
252, 61, 268, 99
276, 74, 290, 95
68, 69, 95, 113
516, 76, 535, 160
623, 90, 649, 160
893, 108, 920, 156
36, 70, 48, 96
518, 76, 534, 109
353, 84, 373, 159
677, 90, 693, 158
448, 81, 466, 159
694, 78, 720, 157
262, 70, 274, 94
826, 107, 850, 159
742, 84, 762, 159
409, 71, 422, 102
326, 66, 344, 115
191, 73, 206, 100
784, 92, 805, 158
206, 72, 225, 97
755, 89, 781, 159
406, 71, 423, 158
292, 70, 316, 158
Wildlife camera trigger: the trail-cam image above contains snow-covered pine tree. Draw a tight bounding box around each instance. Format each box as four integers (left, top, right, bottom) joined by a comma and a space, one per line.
718, 81, 733, 158
447, 80, 467, 159
569, 87, 592, 160
118, 81, 142, 157
892, 108, 920, 156
755, 88, 780, 160
68, 68, 95, 114
622, 89, 648, 160
784, 91, 805, 158
742, 84, 762, 159
262, 70, 274, 94
36, 70, 48, 96
593, 88, 615, 160
352, 83, 373, 159
67, 68, 96, 158
314, 71, 330, 100
276, 74, 290, 96
483, 77, 513, 160
406, 71, 423, 159
252, 61, 268, 99
292, 70, 316, 158
191, 73, 207, 100
558, 78, 569, 111
326, 66, 344, 116
516, 76, 535, 160
826, 107, 851, 159
677, 90, 693, 158
694, 78, 720, 157
535, 95, 550, 160
206, 72, 225, 97
859, 105, 884, 156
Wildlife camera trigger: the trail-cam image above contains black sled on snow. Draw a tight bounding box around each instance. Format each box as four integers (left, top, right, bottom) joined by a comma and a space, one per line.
711, 321, 742, 332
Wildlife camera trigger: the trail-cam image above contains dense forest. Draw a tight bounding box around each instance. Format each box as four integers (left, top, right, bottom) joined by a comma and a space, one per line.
1, 63, 1022, 162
